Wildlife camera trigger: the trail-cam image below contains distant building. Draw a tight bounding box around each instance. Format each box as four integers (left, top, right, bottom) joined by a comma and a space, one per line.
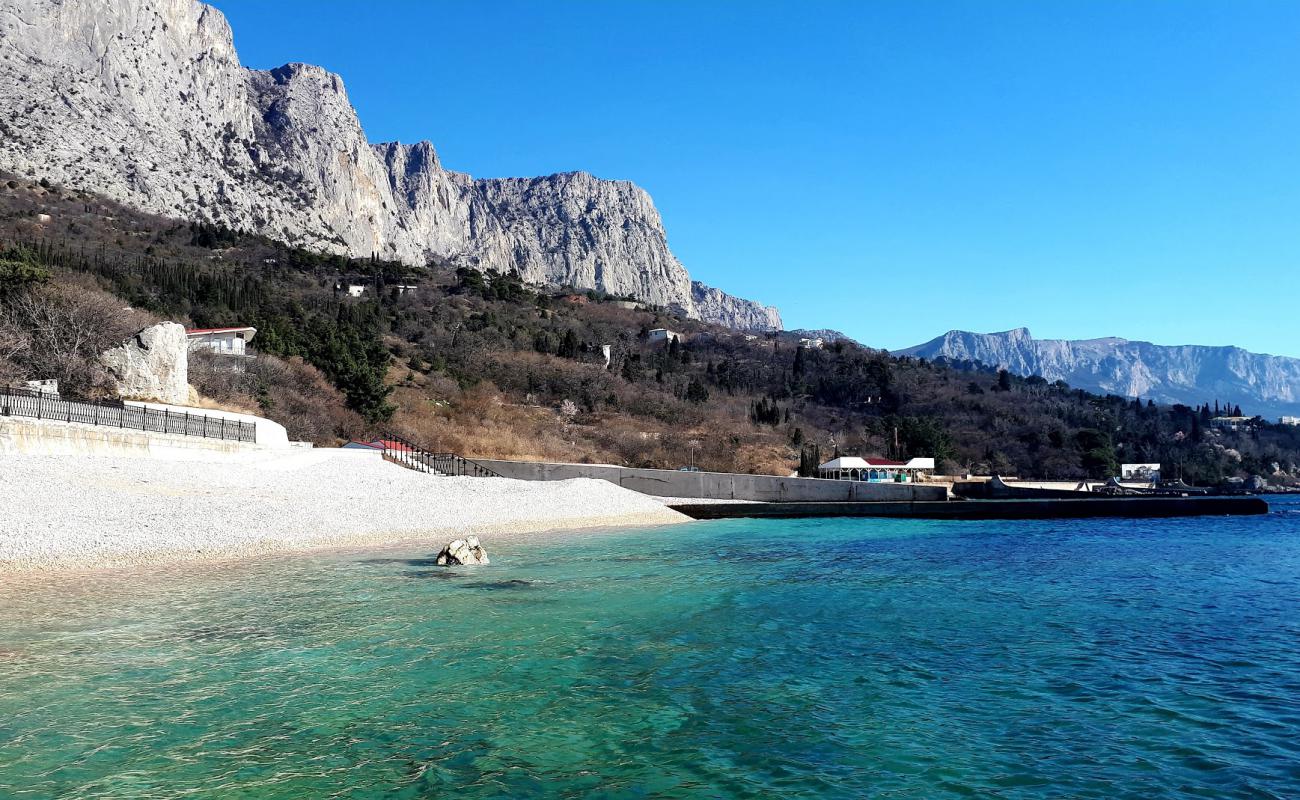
394, 284, 419, 295
798, 337, 825, 350
1281, 416, 1300, 426
345, 284, 367, 298
1121, 463, 1161, 482
186, 326, 256, 357
1210, 416, 1253, 432
22, 379, 59, 397
818, 456, 936, 483
648, 328, 681, 344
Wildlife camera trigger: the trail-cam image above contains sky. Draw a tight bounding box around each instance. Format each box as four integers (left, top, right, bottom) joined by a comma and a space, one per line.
211, 0, 1300, 356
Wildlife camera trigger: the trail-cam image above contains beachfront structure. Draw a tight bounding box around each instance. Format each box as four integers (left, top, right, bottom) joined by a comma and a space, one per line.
1281, 416, 1300, 426
1121, 463, 1161, 482
648, 328, 681, 344
22, 379, 59, 397
818, 456, 936, 483
186, 326, 256, 357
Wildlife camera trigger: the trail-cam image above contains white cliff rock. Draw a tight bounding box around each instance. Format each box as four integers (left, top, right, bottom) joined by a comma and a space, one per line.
100, 321, 190, 405
0, 0, 781, 330
435, 536, 490, 566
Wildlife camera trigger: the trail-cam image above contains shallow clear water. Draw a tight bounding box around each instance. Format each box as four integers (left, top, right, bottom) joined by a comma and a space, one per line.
2, 498, 1300, 798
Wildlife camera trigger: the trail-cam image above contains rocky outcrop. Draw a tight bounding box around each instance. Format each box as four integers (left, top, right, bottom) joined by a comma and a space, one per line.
436, 536, 489, 566
690, 282, 782, 332
898, 328, 1300, 419
101, 322, 189, 405
0, 0, 780, 330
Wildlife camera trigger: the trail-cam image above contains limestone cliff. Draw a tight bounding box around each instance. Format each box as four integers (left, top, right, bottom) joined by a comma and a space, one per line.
0, 0, 780, 329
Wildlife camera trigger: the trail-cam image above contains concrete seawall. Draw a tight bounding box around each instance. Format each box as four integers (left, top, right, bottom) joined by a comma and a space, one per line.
0, 416, 260, 460
473, 458, 950, 503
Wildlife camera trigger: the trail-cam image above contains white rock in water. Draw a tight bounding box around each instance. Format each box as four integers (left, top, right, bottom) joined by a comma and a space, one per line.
0, 0, 781, 332
435, 536, 489, 566
100, 322, 190, 405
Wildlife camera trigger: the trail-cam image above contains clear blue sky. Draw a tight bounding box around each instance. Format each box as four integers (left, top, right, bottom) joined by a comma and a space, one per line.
212, 0, 1300, 356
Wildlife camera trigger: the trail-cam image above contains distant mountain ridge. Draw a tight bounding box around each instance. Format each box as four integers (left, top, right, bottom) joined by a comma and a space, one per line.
0, 0, 780, 330
898, 328, 1300, 419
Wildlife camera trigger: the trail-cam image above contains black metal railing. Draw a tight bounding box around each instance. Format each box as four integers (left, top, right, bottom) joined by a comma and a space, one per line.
380, 433, 502, 478
0, 386, 256, 443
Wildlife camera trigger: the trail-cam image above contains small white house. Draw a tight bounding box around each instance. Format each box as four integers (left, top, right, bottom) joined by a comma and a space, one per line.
345, 284, 367, 298
1281, 416, 1300, 426
22, 379, 59, 397
1210, 416, 1252, 432
186, 326, 257, 357
798, 337, 825, 350
648, 328, 681, 344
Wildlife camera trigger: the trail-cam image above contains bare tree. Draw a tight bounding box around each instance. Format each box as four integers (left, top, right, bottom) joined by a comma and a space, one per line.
1, 281, 151, 396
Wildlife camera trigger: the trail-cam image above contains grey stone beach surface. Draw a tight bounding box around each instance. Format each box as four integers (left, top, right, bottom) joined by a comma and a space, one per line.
0, 450, 686, 573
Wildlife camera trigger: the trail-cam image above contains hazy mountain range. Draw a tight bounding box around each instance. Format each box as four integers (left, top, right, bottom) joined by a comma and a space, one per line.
0, 0, 780, 330
898, 328, 1300, 420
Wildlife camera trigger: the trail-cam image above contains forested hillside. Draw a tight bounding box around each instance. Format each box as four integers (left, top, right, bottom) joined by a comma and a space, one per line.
3, 175, 1298, 487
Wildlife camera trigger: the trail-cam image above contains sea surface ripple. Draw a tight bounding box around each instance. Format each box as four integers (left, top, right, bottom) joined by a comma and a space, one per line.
1, 497, 1299, 798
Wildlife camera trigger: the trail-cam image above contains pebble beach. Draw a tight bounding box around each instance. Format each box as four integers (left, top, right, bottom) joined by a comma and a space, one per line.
0, 449, 687, 573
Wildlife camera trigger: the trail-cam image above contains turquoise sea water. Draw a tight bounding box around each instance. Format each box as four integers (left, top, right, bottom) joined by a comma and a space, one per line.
2, 499, 1299, 798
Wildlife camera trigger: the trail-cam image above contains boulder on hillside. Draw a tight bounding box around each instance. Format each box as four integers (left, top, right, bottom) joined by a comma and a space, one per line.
436, 536, 489, 566
100, 322, 189, 405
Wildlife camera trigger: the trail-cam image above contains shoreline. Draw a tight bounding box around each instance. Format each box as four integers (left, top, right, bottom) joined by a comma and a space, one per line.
0, 450, 688, 575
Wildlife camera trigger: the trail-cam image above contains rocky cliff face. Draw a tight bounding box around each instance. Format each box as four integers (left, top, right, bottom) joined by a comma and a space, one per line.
101, 322, 190, 405
899, 328, 1300, 419
0, 0, 780, 330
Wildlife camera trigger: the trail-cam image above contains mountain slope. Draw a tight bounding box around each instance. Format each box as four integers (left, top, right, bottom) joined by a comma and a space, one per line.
899, 328, 1300, 419
0, 0, 780, 329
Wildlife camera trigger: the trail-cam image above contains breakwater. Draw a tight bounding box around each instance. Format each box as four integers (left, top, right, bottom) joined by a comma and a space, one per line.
472, 458, 948, 502
672, 495, 1269, 520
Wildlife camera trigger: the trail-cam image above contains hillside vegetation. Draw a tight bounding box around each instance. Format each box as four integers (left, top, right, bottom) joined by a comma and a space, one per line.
3, 175, 1298, 487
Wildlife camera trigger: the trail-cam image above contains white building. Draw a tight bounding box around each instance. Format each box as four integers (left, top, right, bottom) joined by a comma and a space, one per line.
1281, 416, 1300, 426
818, 456, 935, 483
22, 379, 59, 397
1210, 416, 1253, 432
648, 328, 681, 344
798, 337, 825, 350
345, 284, 367, 298
186, 326, 257, 357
